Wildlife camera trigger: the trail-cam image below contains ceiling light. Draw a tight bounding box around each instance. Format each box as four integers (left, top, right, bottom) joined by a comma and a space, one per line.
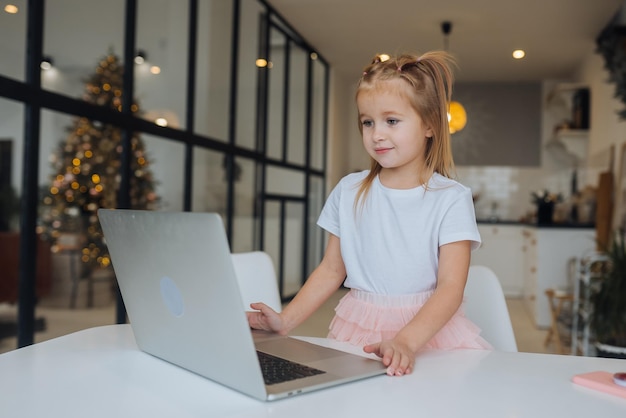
134, 50, 147, 65
40, 56, 54, 70
512, 49, 526, 59
4, 4, 18, 14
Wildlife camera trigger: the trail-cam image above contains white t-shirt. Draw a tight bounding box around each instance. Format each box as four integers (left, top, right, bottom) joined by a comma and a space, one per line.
317, 170, 481, 295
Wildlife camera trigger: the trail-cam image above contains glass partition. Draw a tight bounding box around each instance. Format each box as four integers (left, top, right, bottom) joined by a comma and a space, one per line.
43, 0, 125, 98
310, 58, 327, 170
136, 0, 189, 130
286, 45, 307, 165
0, 2, 27, 81
232, 156, 259, 252
236, 0, 265, 150
266, 28, 286, 160
192, 147, 227, 214
2, 0, 329, 347
195, 0, 233, 142
0, 98, 24, 230
140, 135, 185, 211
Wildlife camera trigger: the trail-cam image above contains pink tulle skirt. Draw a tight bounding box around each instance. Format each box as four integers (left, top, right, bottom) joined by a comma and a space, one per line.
328, 289, 493, 351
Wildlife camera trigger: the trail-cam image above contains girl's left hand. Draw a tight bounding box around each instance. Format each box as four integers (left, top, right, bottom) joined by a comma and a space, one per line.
363, 338, 416, 376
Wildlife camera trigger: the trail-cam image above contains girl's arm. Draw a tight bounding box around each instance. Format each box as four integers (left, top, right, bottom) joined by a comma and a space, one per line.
247, 234, 346, 335
364, 240, 471, 375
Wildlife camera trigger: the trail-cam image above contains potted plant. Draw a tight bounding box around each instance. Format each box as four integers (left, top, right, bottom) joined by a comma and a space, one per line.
590, 230, 626, 358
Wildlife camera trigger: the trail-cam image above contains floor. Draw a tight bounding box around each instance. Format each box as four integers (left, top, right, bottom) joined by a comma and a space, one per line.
0, 290, 557, 355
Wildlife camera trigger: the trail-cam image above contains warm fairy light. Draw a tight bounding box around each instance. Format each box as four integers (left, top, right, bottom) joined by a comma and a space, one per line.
310, 52, 318, 60
91, 174, 101, 183
71, 182, 79, 190
50, 187, 59, 195
102, 83, 111, 91
512, 49, 525, 59
85, 150, 93, 158
379, 54, 390, 62
155, 117, 168, 127
150, 66, 161, 74
4, 5, 18, 14
256, 58, 268, 68
72, 158, 80, 166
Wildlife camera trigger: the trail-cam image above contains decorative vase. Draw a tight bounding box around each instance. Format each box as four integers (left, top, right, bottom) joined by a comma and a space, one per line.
537, 202, 554, 225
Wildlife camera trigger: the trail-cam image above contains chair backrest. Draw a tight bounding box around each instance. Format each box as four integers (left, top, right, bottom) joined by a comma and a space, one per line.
231, 251, 282, 313
464, 265, 518, 352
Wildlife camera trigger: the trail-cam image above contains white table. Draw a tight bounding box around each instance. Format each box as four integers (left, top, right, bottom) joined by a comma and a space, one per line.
1, 325, 625, 417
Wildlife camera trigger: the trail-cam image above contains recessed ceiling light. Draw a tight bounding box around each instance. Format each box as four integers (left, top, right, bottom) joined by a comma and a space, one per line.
512, 49, 525, 59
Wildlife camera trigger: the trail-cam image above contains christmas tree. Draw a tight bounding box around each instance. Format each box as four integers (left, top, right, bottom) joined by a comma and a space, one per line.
40, 52, 158, 275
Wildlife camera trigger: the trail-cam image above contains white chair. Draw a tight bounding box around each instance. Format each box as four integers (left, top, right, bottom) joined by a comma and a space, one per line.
464, 265, 518, 352
231, 251, 282, 312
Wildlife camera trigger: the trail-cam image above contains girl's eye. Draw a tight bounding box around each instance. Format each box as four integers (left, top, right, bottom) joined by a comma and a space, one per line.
387, 118, 398, 125
361, 120, 373, 128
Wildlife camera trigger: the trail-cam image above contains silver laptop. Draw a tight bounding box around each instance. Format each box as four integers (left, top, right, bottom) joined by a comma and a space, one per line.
98, 209, 386, 401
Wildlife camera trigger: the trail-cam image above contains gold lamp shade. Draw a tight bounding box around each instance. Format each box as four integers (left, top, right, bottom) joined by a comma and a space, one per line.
448, 101, 467, 134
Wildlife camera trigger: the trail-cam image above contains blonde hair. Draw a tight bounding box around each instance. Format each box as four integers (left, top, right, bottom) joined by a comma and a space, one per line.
354, 51, 457, 209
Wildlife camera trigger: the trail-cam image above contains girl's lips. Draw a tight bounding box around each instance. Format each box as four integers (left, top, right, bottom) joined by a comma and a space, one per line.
374, 147, 392, 154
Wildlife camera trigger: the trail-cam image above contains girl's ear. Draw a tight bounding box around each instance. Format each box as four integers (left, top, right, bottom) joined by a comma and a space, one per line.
425, 126, 434, 139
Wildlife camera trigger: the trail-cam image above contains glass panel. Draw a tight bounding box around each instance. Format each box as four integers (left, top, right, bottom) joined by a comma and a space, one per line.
43, 0, 125, 98
232, 157, 258, 252
192, 147, 227, 214
236, 0, 266, 150
0, 1, 26, 81
0, 98, 23, 231
38, 109, 161, 312
195, 0, 233, 142
307, 175, 325, 274
142, 135, 185, 212
266, 165, 304, 196
266, 28, 286, 160
263, 200, 281, 281
287, 45, 307, 165
283, 202, 304, 296
136, 0, 189, 130
310, 58, 326, 170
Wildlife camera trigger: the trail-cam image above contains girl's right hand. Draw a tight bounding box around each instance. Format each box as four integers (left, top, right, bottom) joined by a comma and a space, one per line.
246, 302, 287, 335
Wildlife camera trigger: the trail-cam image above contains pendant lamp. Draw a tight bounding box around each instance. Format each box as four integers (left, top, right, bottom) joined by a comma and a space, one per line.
442, 21, 467, 134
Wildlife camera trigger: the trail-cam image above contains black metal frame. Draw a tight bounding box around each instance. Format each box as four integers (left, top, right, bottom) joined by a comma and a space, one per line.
2, 0, 329, 348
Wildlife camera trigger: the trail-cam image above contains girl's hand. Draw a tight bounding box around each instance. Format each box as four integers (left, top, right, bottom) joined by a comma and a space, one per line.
363, 338, 416, 376
246, 302, 287, 335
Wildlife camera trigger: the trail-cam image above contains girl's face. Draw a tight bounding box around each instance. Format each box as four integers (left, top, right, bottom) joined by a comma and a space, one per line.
357, 80, 433, 188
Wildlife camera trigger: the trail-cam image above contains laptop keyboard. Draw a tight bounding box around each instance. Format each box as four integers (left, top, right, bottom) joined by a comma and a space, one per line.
256, 350, 326, 385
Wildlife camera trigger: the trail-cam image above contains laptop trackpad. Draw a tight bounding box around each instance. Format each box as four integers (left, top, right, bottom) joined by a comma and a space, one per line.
255, 337, 347, 363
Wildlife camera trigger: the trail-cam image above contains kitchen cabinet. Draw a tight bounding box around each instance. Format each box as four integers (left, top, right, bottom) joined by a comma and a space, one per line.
472, 224, 525, 297
521, 226, 596, 329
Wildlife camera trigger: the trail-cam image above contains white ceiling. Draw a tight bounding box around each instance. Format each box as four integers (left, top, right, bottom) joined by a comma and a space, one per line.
267, 0, 624, 82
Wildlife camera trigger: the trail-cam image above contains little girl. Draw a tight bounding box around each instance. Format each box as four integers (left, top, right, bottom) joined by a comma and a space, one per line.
247, 51, 492, 377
